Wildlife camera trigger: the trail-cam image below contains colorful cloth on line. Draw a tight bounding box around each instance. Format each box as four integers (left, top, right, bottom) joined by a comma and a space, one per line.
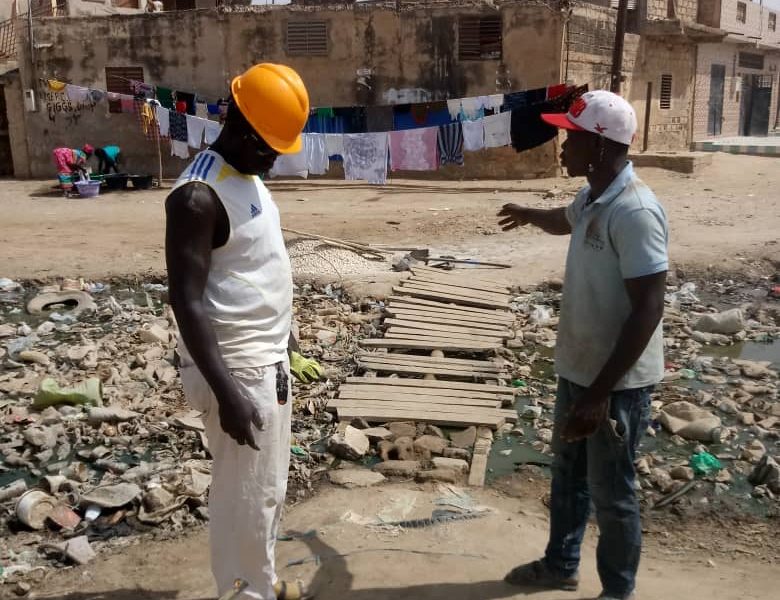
305, 134, 329, 175
175, 91, 197, 116
156, 86, 175, 110
138, 101, 158, 140
366, 105, 394, 133
170, 140, 189, 159
483, 112, 512, 148
324, 134, 345, 159
169, 111, 188, 143
461, 118, 485, 152
502, 87, 547, 112
186, 115, 206, 148
343, 133, 389, 185
437, 123, 464, 166
204, 120, 222, 145
130, 80, 155, 99
389, 127, 438, 171
393, 102, 451, 131
65, 85, 89, 103
510, 85, 587, 153
156, 105, 170, 138
120, 96, 135, 114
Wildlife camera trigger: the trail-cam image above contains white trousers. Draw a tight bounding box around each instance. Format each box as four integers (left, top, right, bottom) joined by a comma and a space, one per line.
180, 360, 292, 600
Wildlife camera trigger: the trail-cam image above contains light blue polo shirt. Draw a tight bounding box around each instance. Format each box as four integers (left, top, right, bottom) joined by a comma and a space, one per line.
555, 162, 669, 390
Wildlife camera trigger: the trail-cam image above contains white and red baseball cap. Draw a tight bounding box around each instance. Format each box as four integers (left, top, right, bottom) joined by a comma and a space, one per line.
541, 90, 637, 146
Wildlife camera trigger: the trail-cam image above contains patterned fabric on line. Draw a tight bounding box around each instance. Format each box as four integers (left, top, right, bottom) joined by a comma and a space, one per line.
437, 123, 464, 166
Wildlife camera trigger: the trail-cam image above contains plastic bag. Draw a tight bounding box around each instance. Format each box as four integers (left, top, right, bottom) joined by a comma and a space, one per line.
689, 451, 721, 476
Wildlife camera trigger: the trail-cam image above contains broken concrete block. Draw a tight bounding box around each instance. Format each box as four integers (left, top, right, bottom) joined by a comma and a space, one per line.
59, 535, 96, 565
392, 436, 416, 461
748, 454, 780, 494
18, 350, 51, 366
670, 466, 695, 481
139, 324, 171, 345
328, 426, 369, 460
23, 426, 58, 449
450, 426, 477, 449
443, 447, 471, 461
741, 439, 766, 464
373, 460, 421, 478
658, 401, 722, 442
80, 483, 141, 508
413, 435, 449, 457
693, 309, 744, 335
329, 468, 386, 488
387, 422, 417, 440
433, 457, 470, 473
87, 406, 140, 425
361, 427, 393, 442
416, 468, 461, 484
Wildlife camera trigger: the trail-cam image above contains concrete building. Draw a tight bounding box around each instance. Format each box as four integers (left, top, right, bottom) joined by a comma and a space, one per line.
3, 0, 762, 180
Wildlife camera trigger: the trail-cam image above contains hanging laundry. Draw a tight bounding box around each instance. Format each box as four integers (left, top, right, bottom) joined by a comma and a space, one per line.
171, 140, 190, 159
487, 94, 505, 112
88, 89, 106, 104
510, 85, 587, 153
316, 107, 335, 119
138, 101, 158, 140
157, 86, 175, 110
437, 123, 464, 167
502, 88, 546, 112
156, 105, 170, 138
169, 111, 188, 143
366, 105, 394, 133
65, 85, 89, 103
343, 133, 389, 185
196, 101, 208, 119
546, 84, 567, 100
304, 134, 329, 175
47, 80, 67, 93
176, 91, 197, 115
175, 100, 188, 114
204, 120, 222, 145
336, 107, 367, 133
324, 134, 345, 158
459, 97, 482, 121
120, 96, 136, 114
186, 115, 207, 148
462, 118, 485, 152
269, 148, 308, 179
483, 112, 512, 148
389, 127, 438, 172
304, 111, 345, 134
447, 99, 462, 120
393, 102, 451, 131
130, 80, 154, 99
207, 103, 220, 116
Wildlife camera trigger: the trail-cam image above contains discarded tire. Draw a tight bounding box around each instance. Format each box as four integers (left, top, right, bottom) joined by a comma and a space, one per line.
27, 291, 97, 315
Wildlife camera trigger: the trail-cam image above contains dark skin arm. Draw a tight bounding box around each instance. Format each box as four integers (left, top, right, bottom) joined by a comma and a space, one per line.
561, 271, 667, 442
166, 182, 263, 450
497, 204, 572, 236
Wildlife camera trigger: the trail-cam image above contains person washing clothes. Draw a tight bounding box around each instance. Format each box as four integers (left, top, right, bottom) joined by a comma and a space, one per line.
165, 63, 320, 600
94, 145, 122, 175
497, 91, 668, 600
52, 144, 93, 196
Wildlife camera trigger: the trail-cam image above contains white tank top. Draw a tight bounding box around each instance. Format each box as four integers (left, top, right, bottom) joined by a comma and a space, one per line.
173, 150, 292, 368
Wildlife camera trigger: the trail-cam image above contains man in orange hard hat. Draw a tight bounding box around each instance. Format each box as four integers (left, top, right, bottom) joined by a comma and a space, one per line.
165, 64, 313, 600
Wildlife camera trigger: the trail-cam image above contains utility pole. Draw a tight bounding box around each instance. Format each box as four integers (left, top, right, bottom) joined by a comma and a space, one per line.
610, 0, 629, 93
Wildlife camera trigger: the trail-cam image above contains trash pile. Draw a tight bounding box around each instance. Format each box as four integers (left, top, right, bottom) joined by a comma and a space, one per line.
0, 277, 376, 589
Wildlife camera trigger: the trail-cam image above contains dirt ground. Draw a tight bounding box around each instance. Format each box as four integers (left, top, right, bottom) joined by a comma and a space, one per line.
3, 153, 780, 599
2, 153, 778, 289
30, 482, 779, 600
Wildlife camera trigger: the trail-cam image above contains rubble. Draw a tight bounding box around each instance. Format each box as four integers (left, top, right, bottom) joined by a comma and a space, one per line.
328, 426, 370, 460
329, 468, 386, 488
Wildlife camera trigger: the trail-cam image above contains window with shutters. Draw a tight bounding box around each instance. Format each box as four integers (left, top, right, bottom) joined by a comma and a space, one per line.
286, 21, 329, 56
660, 74, 672, 110
111, 0, 142, 7
458, 15, 502, 61
105, 66, 144, 114
737, 2, 747, 24
770, 13, 776, 32
739, 51, 765, 70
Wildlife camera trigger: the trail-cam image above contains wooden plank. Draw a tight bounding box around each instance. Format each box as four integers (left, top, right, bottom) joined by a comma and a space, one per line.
357, 353, 503, 370
412, 266, 510, 287
392, 287, 508, 310
388, 296, 514, 320
385, 318, 512, 338
387, 308, 513, 329
331, 393, 501, 408
402, 279, 510, 301
359, 338, 496, 352
336, 408, 505, 429
408, 275, 510, 295
468, 427, 493, 487
385, 329, 504, 345
346, 377, 515, 395
339, 386, 513, 402
356, 361, 504, 379
335, 402, 516, 424
399, 282, 510, 304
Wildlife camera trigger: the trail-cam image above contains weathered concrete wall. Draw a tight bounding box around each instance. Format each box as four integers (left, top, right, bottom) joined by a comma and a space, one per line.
15, 4, 564, 179
3, 71, 31, 178
692, 41, 780, 138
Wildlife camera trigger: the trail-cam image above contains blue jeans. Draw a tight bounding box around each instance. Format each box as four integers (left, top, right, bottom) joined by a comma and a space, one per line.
544, 378, 652, 598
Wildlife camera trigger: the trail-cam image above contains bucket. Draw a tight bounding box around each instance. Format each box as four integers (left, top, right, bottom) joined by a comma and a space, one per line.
104, 173, 129, 191
15, 489, 56, 530
74, 181, 101, 198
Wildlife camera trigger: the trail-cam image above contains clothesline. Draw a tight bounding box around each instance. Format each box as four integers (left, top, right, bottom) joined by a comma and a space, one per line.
43, 76, 586, 185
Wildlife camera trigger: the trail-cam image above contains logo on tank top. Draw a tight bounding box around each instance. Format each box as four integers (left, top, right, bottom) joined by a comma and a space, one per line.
250, 203, 261, 218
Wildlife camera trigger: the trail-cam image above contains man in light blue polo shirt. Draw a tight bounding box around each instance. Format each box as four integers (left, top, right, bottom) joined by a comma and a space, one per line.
497, 91, 668, 600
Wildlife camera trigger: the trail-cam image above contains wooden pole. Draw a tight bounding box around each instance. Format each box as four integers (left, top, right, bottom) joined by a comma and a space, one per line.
643, 81, 652, 152
610, 0, 630, 93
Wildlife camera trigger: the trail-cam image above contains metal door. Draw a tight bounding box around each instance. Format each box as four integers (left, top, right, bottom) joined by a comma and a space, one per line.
747, 75, 772, 136
707, 64, 725, 136
0, 86, 13, 177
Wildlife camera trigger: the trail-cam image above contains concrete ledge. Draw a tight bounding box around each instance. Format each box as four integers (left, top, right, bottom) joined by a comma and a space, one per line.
630, 151, 714, 174
692, 142, 780, 157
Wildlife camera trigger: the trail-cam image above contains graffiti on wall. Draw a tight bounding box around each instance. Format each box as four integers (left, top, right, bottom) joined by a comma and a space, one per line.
39, 91, 97, 124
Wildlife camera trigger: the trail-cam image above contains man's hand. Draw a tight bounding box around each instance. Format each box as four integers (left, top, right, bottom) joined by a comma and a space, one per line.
217, 386, 264, 450
561, 388, 610, 442
290, 351, 325, 383
497, 203, 532, 231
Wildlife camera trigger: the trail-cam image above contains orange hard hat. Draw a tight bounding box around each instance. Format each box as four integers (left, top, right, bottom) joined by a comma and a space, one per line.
231, 63, 310, 154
